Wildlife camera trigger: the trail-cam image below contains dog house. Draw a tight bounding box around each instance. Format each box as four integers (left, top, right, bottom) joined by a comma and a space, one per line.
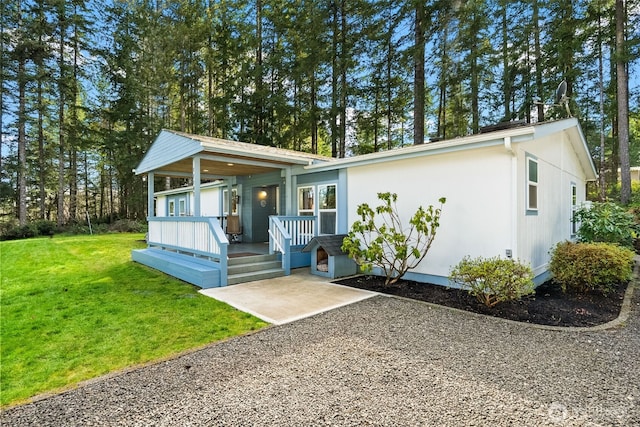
302, 234, 357, 279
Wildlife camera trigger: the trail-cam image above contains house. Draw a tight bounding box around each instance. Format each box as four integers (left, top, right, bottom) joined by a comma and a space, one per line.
132, 118, 597, 288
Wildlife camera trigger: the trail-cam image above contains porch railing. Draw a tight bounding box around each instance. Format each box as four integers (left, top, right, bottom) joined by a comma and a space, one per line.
268, 215, 316, 275
147, 217, 229, 286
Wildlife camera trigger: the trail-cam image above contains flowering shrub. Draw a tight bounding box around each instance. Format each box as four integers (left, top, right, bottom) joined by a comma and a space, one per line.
449, 256, 535, 307
342, 192, 445, 285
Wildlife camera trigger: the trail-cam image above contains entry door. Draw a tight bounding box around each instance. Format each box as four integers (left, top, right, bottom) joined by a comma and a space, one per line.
252, 185, 278, 242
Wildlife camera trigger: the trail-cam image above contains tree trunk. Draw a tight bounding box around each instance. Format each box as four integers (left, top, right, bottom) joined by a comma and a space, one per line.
68, 3, 81, 223
616, 0, 630, 204
338, 0, 347, 158
501, 5, 510, 121
17, 49, 27, 225
38, 77, 46, 219
0, 1, 5, 178
437, 26, 448, 140
330, 1, 339, 157
413, 1, 425, 145
57, 5, 66, 227
470, 11, 479, 133
533, 0, 544, 122
311, 72, 318, 154
386, 24, 392, 150
598, 11, 606, 201
254, 0, 264, 144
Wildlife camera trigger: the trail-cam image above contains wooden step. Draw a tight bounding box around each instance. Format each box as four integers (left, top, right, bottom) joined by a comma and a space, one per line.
228, 253, 279, 266
228, 268, 285, 285
228, 260, 282, 275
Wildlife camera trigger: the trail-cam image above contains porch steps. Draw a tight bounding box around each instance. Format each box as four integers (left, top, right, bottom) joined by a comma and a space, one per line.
227, 253, 285, 285
132, 248, 221, 288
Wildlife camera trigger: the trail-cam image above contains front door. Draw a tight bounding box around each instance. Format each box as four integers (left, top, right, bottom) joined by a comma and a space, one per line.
252, 185, 278, 242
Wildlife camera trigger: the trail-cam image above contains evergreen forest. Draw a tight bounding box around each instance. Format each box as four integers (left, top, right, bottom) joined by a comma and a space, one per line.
1, 0, 639, 227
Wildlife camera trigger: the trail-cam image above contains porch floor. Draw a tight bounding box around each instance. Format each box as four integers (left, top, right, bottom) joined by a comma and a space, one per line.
227, 242, 270, 256
199, 268, 378, 325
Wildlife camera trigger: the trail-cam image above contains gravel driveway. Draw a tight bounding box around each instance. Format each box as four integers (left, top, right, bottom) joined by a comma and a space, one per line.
2, 292, 639, 426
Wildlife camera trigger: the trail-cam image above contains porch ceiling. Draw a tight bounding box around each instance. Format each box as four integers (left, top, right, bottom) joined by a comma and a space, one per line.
156, 155, 294, 178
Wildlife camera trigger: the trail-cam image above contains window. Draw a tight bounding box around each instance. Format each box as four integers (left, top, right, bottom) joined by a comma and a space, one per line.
571, 183, 578, 235
527, 157, 538, 213
298, 186, 314, 216
223, 188, 239, 215
168, 196, 187, 216
318, 184, 337, 234
297, 184, 338, 234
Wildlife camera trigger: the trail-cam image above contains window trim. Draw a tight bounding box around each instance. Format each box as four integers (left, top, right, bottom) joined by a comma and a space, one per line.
297, 183, 338, 235
570, 182, 578, 236
168, 195, 187, 216
318, 183, 337, 235
223, 188, 239, 216
526, 155, 539, 215
297, 186, 315, 216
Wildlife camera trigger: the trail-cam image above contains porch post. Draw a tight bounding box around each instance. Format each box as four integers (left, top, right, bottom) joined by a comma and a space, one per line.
147, 172, 154, 218
284, 167, 293, 215
226, 179, 232, 214
193, 156, 201, 216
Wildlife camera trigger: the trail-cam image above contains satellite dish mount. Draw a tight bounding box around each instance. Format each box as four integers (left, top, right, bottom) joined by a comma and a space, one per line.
555, 79, 572, 117
533, 79, 572, 118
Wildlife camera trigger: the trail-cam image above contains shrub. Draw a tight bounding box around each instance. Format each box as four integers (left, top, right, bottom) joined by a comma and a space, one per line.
449, 256, 535, 307
549, 241, 635, 295
574, 202, 636, 248
0, 223, 39, 241
109, 219, 147, 233
342, 192, 445, 285
32, 220, 58, 236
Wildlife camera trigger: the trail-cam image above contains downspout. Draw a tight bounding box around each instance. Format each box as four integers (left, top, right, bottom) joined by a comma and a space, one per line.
505, 136, 518, 260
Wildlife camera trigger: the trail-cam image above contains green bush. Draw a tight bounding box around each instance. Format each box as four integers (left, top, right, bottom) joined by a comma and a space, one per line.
4, 224, 37, 240
449, 256, 535, 307
574, 202, 636, 248
549, 241, 635, 295
32, 220, 58, 236
109, 219, 147, 233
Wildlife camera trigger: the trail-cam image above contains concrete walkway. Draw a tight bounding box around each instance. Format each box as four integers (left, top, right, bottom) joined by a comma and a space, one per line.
198, 269, 377, 324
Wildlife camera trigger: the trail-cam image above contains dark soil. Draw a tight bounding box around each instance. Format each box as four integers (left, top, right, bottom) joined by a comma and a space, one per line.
334, 276, 628, 327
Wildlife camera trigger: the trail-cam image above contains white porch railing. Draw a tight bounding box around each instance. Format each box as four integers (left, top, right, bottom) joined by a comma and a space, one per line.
147, 217, 229, 286
268, 215, 316, 275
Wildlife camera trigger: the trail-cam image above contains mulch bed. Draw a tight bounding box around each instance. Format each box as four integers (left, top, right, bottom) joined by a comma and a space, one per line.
334, 275, 628, 327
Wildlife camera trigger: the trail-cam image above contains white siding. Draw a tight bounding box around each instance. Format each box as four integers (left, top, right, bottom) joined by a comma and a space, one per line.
516, 132, 589, 276
346, 146, 514, 279
156, 195, 167, 217
200, 187, 221, 216
154, 186, 222, 217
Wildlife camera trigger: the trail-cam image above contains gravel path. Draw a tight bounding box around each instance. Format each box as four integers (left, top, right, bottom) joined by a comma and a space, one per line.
2, 291, 639, 426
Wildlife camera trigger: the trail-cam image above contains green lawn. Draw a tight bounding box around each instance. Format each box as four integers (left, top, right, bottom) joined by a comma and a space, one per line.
0, 233, 268, 407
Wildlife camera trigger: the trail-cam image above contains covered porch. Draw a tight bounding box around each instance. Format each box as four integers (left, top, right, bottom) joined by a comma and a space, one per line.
132, 130, 333, 287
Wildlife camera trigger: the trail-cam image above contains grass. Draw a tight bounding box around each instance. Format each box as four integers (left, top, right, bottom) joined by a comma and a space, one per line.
0, 233, 268, 407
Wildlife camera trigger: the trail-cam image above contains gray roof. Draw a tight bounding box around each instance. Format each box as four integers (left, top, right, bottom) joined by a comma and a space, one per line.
135, 130, 333, 177
302, 234, 350, 256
